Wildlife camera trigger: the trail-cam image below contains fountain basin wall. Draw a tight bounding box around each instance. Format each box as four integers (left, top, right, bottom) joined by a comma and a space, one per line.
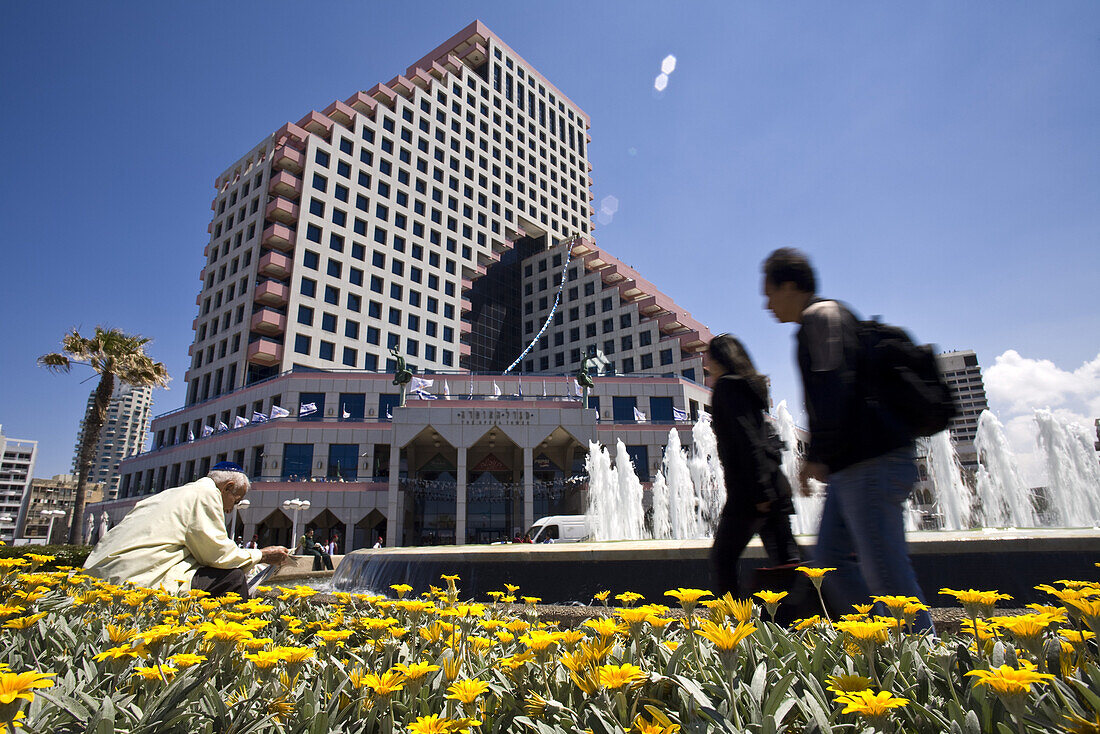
332, 528, 1100, 604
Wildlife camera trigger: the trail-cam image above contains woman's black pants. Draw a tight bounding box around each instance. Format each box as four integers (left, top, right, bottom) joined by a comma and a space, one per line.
710, 508, 801, 599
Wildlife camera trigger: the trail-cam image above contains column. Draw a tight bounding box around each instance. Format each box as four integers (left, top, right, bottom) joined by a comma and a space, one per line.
523, 445, 534, 532
456, 446, 467, 545
387, 444, 401, 547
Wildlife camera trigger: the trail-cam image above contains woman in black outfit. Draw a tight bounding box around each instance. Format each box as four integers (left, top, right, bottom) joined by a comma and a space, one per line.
707, 334, 802, 598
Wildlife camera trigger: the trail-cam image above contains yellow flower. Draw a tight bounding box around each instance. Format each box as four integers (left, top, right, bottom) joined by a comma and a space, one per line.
504, 583, 521, 594
197, 618, 253, 644
93, 644, 149, 662
106, 624, 136, 644
593, 590, 610, 603
406, 714, 480, 734
0, 671, 54, 705
132, 665, 176, 682
314, 629, 354, 645
615, 591, 645, 607
996, 613, 1052, 644
446, 678, 491, 705
835, 689, 909, 718
965, 660, 1055, 698
632, 713, 681, 734
168, 653, 206, 668
940, 588, 1012, 617
0, 710, 25, 732
582, 617, 623, 638
244, 650, 283, 670
499, 651, 535, 670
521, 596, 542, 606
361, 670, 406, 697
794, 615, 824, 631
664, 588, 712, 607
616, 608, 654, 626
392, 661, 439, 681
270, 646, 314, 664
389, 583, 413, 598
825, 674, 874, 694
521, 630, 562, 653
694, 620, 757, 652
0, 605, 25, 619
753, 590, 787, 605
796, 566, 835, 579
834, 620, 890, 646
703, 593, 754, 623
597, 663, 647, 690
872, 595, 919, 615
2, 613, 47, 630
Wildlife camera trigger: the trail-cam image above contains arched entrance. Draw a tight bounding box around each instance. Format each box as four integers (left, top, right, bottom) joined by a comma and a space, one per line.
256, 509, 292, 547
307, 509, 343, 551
355, 508, 387, 550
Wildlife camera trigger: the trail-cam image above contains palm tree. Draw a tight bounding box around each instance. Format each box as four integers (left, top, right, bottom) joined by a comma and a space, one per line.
39, 327, 170, 544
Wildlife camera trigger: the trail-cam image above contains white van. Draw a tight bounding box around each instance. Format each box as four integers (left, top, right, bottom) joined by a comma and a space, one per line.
527, 515, 589, 543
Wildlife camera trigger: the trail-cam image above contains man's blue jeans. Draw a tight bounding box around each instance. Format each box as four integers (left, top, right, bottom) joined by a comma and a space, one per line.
815, 446, 934, 633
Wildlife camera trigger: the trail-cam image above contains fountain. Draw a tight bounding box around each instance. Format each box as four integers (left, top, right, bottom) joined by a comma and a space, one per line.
923, 430, 971, 530
1034, 408, 1100, 527
583, 440, 646, 541
974, 410, 1038, 528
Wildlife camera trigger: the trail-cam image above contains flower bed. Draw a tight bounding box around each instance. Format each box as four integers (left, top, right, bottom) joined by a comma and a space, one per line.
2, 553, 1098, 733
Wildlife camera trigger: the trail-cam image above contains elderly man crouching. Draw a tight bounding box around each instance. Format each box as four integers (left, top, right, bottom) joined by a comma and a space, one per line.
84, 462, 289, 597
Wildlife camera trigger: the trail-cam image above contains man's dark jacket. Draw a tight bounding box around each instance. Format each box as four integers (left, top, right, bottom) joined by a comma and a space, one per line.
797, 298, 911, 472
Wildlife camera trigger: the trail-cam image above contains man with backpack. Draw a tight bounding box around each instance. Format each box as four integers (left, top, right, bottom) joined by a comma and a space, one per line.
762, 247, 944, 633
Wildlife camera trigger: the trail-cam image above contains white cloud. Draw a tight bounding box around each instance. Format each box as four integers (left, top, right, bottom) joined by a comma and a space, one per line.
984, 349, 1100, 485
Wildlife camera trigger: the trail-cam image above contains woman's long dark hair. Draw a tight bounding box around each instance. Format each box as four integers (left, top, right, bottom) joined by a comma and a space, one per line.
708, 334, 770, 405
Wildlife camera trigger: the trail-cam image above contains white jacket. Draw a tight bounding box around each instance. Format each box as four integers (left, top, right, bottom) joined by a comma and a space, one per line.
84, 477, 261, 593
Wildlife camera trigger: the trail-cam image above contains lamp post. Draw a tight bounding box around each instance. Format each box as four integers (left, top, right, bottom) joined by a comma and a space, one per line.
282, 498, 311, 549
41, 509, 67, 545
228, 499, 250, 543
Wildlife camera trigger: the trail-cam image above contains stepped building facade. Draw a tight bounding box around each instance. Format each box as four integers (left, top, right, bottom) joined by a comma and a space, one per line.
98, 21, 715, 549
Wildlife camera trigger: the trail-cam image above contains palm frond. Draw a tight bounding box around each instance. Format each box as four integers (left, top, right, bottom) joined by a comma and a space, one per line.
37, 353, 72, 373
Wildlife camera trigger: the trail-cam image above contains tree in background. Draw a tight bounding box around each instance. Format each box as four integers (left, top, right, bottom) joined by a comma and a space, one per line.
39, 327, 170, 544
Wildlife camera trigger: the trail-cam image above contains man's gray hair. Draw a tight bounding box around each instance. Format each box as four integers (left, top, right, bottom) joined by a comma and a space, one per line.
208, 470, 251, 493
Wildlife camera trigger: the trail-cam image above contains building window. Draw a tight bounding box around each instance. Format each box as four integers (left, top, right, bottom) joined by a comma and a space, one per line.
659, 348, 674, 366
297, 305, 313, 325
319, 341, 335, 361
281, 443, 313, 481
328, 444, 358, 480
294, 335, 311, 355
640, 353, 653, 370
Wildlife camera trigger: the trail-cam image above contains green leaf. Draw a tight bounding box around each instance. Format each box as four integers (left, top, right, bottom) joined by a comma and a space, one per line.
798, 691, 833, 734
671, 674, 716, 710
762, 671, 796, 717
749, 661, 767, 706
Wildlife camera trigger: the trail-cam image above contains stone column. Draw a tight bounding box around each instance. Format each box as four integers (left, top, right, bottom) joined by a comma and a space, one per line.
523, 445, 534, 532
387, 446, 401, 547
456, 446, 468, 545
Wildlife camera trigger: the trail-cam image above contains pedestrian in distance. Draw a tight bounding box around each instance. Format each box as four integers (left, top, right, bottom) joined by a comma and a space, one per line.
300, 528, 334, 571
761, 247, 935, 633
706, 334, 802, 599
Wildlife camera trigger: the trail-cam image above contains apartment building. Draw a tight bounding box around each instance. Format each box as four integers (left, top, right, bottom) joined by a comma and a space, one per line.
1, 425, 37, 542
936, 350, 989, 472
72, 383, 152, 499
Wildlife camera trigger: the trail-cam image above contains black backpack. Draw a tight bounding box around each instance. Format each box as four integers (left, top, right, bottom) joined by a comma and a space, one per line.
855, 316, 958, 438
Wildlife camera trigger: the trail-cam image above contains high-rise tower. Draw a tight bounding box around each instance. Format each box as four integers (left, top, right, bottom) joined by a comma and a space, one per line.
72, 383, 153, 499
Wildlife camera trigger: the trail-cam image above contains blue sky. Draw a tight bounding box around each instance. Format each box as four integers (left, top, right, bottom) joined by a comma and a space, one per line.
2, 2, 1097, 478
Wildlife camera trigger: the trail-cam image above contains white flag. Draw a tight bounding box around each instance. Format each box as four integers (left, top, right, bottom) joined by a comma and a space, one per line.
233, 415, 249, 429
216, 421, 229, 432
386, 406, 393, 419
542, 380, 547, 397
443, 381, 450, 398
633, 407, 647, 423
572, 380, 583, 398
251, 411, 268, 424
201, 424, 214, 437
409, 376, 434, 393
492, 382, 502, 399
298, 402, 317, 417
270, 405, 290, 419
187, 429, 195, 442
516, 380, 522, 398
413, 389, 438, 400
673, 407, 688, 421
342, 404, 350, 419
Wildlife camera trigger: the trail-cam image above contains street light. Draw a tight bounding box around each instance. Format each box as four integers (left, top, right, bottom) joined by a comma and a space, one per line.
228, 499, 250, 543
41, 510, 67, 545
282, 498, 311, 550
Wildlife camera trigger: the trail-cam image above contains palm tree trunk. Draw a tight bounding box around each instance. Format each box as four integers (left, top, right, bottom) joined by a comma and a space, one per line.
69, 373, 115, 544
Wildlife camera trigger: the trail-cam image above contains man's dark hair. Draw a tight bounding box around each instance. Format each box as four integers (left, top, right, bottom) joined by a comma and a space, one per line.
763, 247, 816, 294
